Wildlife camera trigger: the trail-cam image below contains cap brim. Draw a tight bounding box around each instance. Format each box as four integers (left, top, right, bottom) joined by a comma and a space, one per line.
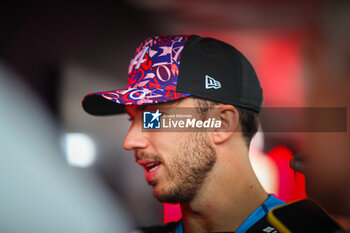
82, 87, 190, 116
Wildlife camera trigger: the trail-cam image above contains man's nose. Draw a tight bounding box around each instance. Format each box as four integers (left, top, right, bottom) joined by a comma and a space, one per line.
123, 120, 149, 151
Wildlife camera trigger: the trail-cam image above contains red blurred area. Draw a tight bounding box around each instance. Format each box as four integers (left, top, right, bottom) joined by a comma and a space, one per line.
164, 203, 182, 223
257, 35, 304, 107
268, 146, 306, 202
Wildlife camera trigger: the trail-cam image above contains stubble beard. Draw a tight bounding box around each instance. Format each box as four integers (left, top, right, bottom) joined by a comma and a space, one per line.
154, 132, 217, 204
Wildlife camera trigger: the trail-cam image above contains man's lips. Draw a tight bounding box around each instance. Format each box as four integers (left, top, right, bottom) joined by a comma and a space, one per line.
136, 159, 162, 183
136, 159, 162, 172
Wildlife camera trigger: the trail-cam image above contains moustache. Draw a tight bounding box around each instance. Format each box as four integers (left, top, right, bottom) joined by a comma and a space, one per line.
135, 152, 163, 163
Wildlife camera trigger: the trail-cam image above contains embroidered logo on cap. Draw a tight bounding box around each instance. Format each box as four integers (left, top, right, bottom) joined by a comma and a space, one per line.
205, 75, 221, 89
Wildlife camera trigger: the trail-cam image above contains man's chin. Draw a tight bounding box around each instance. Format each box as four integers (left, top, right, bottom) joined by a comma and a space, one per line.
153, 187, 195, 204
154, 195, 180, 204
151, 186, 179, 203
152, 186, 168, 202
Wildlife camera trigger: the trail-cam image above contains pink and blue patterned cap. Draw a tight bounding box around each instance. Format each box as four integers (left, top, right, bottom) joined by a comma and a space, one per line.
82, 35, 192, 115
83, 34, 263, 115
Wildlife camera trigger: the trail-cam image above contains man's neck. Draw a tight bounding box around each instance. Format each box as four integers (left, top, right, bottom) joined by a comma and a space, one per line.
179, 151, 268, 233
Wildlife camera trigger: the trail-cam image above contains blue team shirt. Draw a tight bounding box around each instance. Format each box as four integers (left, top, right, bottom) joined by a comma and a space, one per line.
175, 194, 285, 233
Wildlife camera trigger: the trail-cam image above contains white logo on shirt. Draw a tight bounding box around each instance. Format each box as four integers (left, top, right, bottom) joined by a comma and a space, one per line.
262, 226, 277, 233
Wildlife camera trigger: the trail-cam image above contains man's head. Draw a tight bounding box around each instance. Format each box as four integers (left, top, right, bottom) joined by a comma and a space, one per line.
82, 35, 262, 203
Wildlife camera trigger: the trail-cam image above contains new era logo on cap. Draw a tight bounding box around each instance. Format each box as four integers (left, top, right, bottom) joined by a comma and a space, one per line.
205, 75, 221, 89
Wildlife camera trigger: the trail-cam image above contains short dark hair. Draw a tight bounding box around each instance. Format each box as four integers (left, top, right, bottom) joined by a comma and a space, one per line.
194, 97, 259, 147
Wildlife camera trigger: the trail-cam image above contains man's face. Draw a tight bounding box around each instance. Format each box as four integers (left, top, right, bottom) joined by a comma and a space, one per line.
123, 97, 217, 203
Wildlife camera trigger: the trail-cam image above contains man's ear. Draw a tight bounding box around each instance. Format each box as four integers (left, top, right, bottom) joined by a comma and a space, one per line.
212, 105, 240, 145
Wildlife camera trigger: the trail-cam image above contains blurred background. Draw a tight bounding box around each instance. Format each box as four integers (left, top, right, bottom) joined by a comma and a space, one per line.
1, 0, 348, 231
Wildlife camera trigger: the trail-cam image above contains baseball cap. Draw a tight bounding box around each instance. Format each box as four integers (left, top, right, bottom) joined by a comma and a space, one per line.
82, 35, 263, 115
